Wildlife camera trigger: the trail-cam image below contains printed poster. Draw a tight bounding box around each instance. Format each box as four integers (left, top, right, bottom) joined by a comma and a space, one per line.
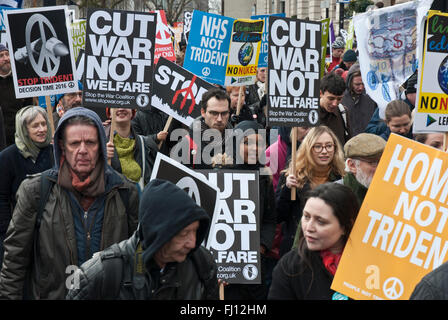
70, 19, 85, 62
152, 10, 175, 64
151, 57, 214, 127
353, 0, 433, 118
150, 152, 220, 245
224, 18, 263, 87
4, 6, 79, 98
267, 16, 321, 127
414, 11, 448, 132
332, 134, 448, 300
82, 9, 156, 109
183, 10, 233, 86
198, 170, 261, 284
251, 13, 285, 68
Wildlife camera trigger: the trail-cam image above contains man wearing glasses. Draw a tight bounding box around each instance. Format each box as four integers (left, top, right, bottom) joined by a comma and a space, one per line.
173, 88, 233, 169
339, 133, 386, 206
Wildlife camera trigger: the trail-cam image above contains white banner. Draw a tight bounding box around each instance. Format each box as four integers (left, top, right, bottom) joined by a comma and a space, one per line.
354, 0, 433, 119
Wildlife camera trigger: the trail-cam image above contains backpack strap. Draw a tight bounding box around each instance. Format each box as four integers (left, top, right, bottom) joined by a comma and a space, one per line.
100, 243, 124, 299
35, 171, 54, 268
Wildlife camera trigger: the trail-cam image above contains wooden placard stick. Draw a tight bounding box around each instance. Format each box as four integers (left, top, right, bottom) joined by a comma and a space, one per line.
45, 96, 55, 137
108, 108, 116, 165
444, 132, 448, 152
290, 127, 297, 201
158, 115, 173, 150
236, 86, 244, 116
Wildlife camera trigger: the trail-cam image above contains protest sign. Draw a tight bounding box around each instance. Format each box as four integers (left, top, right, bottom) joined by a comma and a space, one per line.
0, 0, 22, 8
152, 10, 175, 64
251, 13, 285, 68
198, 170, 261, 284
354, 0, 432, 119
345, 18, 355, 50
267, 16, 321, 127
183, 10, 233, 86
332, 134, 448, 300
150, 152, 220, 243
224, 18, 263, 87
414, 11, 448, 132
82, 9, 156, 110
152, 57, 214, 127
183, 10, 192, 43
0, 6, 16, 31
321, 18, 330, 77
70, 19, 85, 62
4, 6, 78, 98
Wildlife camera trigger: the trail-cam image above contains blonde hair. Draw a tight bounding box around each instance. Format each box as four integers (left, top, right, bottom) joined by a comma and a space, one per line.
283, 126, 345, 188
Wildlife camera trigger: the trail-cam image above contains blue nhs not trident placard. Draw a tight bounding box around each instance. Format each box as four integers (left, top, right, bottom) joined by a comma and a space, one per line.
251, 13, 285, 68
183, 10, 233, 86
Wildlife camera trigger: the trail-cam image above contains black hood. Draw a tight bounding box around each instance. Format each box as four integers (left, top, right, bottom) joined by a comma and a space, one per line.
138, 179, 210, 266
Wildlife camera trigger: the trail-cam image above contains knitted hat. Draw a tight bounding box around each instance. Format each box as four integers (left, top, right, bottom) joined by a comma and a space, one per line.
0, 44, 7, 52
332, 37, 345, 49
342, 49, 357, 62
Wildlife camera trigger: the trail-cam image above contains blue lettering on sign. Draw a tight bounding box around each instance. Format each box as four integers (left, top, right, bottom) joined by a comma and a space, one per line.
382, 83, 392, 102
367, 70, 379, 90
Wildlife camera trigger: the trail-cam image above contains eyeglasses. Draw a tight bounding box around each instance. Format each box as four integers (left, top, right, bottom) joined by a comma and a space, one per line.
312, 143, 335, 153
207, 110, 230, 118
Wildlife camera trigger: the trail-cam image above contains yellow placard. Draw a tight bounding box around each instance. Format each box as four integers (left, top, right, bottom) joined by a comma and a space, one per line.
331, 134, 448, 300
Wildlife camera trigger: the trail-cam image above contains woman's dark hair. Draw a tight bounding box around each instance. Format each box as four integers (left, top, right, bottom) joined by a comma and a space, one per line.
296, 183, 360, 291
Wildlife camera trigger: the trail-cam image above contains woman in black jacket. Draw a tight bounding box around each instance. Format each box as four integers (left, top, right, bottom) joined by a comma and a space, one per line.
222, 120, 277, 300
268, 183, 359, 300
0, 105, 54, 266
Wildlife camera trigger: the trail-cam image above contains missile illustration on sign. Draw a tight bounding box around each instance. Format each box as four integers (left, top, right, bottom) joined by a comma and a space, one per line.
14, 37, 69, 64
13, 12, 69, 78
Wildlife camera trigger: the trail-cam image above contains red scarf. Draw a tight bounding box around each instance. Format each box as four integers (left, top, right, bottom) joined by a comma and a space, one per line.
320, 250, 342, 276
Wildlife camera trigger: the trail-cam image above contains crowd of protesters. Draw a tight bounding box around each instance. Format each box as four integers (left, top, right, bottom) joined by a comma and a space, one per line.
0, 2, 447, 301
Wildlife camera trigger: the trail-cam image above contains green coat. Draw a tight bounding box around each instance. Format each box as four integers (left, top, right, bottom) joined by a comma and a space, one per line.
0, 168, 139, 300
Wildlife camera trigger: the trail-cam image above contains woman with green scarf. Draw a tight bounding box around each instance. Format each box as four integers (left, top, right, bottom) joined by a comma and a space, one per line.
0, 105, 54, 266
105, 108, 158, 193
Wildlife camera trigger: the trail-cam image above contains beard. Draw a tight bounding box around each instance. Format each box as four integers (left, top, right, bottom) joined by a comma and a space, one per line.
355, 168, 373, 189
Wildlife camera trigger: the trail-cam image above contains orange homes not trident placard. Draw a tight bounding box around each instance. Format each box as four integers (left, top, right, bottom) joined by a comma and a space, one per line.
332, 134, 448, 300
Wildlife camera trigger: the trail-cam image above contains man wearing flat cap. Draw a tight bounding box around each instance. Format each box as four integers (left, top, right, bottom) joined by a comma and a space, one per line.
340, 133, 386, 205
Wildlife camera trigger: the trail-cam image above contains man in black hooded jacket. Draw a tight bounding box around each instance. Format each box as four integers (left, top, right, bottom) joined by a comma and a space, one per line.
66, 179, 218, 300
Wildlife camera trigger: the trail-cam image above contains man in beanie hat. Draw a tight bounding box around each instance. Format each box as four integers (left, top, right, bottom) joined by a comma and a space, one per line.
0, 43, 33, 147
341, 63, 378, 136
327, 37, 346, 72
339, 133, 386, 205
333, 49, 358, 78
67, 179, 218, 300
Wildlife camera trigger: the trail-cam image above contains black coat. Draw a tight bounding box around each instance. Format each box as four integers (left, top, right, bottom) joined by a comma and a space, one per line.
66, 233, 219, 300
0, 144, 54, 266
268, 249, 336, 300
131, 107, 183, 155
0, 75, 33, 147
0, 107, 5, 152
410, 261, 448, 300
